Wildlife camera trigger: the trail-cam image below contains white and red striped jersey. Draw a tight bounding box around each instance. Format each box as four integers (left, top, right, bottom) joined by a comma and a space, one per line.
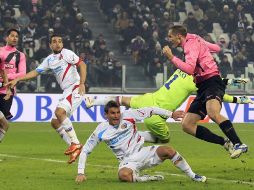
78, 107, 173, 174
36, 48, 82, 90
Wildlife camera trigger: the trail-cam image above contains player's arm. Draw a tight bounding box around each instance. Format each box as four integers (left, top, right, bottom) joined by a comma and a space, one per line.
76, 129, 100, 183
77, 60, 87, 96
203, 40, 221, 53
8, 53, 26, 80
223, 94, 254, 104
126, 107, 185, 121
0, 69, 11, 100
5, 70, 39, 88
163, 42, 198, 75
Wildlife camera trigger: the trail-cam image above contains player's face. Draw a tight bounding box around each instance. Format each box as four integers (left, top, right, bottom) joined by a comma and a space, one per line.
6, 31, 19, 46
50, 37, 63, 52
106, 107, 121, 126
168, 30, 181, 48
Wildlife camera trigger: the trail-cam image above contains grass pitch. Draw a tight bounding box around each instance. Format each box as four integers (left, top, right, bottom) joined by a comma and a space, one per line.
0, 122, 253, 190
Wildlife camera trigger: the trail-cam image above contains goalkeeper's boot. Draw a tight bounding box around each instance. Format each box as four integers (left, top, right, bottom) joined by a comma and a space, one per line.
192, 174, 207, 182
231, 143, 248, 159
64, 143, 82, 155
223, 138, 234, 154
68, 147, 82, 164
84, 96, 94, 108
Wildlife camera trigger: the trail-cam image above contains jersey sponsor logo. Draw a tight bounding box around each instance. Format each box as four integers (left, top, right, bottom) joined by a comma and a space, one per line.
4, 63, 14, 69
120, 123, 127, 129
109, 130, 131, 145
53, 66, 63, 74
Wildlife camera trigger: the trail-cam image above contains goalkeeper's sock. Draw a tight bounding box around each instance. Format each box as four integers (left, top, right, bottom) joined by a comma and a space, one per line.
196, 125, 225, 145
219, 120, 242, 145
139, 131, 157, 143
0, 128, 6, 142
93, 96, 122, 105
56, 126, 71, 145
171, 152, 195, 179
61, 117, 80, 144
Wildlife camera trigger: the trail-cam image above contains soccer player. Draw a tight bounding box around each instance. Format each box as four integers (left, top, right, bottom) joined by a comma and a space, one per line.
162, 25, 248, 159
75, 101, 206, 183
86, 69, 252, 144
0, 59, 11, 142
6, 34, 87, 163
0, 28, 26, 142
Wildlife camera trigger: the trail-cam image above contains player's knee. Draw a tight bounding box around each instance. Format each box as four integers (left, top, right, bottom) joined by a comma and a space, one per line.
118, 169, 133, 182
55, 109, 66, 121
207, 111, 220, 122
157, 146, 176, 160
51, 119, 59, 129
181, 120, 191, 133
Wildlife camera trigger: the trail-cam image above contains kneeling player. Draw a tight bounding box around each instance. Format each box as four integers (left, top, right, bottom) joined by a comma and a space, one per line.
75, 101, 206, 183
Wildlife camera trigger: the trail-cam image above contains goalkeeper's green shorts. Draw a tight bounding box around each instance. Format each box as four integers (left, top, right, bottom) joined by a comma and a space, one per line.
130, 94, 170, 141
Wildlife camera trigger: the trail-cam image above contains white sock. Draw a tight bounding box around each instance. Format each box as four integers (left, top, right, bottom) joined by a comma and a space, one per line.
171, 152, 195, 179
134, 175, 152, 182
0, 128, 6, 142
139, 131, 157, 143
61, 117, 79, 144
93, 96, 122, 105
56, 126, 71, 145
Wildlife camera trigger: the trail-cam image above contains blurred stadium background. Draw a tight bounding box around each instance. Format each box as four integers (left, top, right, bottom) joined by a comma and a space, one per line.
1, 0, 254, 94
0, 0, 254, 189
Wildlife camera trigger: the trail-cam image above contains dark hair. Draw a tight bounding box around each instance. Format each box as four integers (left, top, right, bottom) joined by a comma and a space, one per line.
170, 25, 187, 37
6, 28, 20, 36
104, 101, 119, 113
49, 34, 62, 43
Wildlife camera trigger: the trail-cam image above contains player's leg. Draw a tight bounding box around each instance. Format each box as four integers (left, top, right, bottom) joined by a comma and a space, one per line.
206, 99, 247, 158
206, 76, 247, 158
118, 146, 164, 182
143, 116, 170, 143
0, 111, 9, 142
51, 118, 71, 145
0, 94, 14, 142
156, 146, 206, 182
85, 96, 125, 107
118, 167, 134, 182
182, 99, 231, 151
55, 87, 82, 158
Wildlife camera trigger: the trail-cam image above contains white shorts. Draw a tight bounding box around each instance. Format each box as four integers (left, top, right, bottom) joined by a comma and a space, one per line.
118, 145, 162, 173
53, 84, 82, 118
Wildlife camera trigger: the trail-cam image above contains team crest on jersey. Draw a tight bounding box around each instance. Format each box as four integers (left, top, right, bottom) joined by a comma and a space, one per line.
120, 123, 127, 129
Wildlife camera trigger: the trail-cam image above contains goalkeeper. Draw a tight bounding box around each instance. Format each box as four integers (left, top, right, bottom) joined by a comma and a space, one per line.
86, 69, 252, 143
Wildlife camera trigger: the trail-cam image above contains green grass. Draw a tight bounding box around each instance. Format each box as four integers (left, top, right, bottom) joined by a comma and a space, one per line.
0, 122, 253, 190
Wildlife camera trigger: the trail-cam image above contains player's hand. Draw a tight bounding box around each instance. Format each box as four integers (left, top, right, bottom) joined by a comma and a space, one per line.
79, 83, 86, 96
75, 174, 87, 184
172, 110, 185, 121
3, 88, 12, 100
5, 79, 18, 89
162, 46, 174, 60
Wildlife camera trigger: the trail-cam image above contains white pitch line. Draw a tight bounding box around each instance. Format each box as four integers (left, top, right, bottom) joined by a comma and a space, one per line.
156, 171, 254, 186
0, 153, 253, 186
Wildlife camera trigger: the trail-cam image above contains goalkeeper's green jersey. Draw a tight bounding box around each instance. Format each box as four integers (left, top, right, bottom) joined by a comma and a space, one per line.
153, 69, 197, 111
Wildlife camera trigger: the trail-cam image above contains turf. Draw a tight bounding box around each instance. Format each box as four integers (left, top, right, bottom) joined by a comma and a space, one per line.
0, 122, 253, 190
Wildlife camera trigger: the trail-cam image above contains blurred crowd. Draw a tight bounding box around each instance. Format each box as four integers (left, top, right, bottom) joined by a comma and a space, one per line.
98, 0, 254, 79
1, 0, 254, 92
0, 0, 122, 92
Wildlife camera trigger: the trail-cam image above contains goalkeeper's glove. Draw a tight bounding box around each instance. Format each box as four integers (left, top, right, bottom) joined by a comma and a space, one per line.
227, 78, 249, 86
237, 96, 254, 104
